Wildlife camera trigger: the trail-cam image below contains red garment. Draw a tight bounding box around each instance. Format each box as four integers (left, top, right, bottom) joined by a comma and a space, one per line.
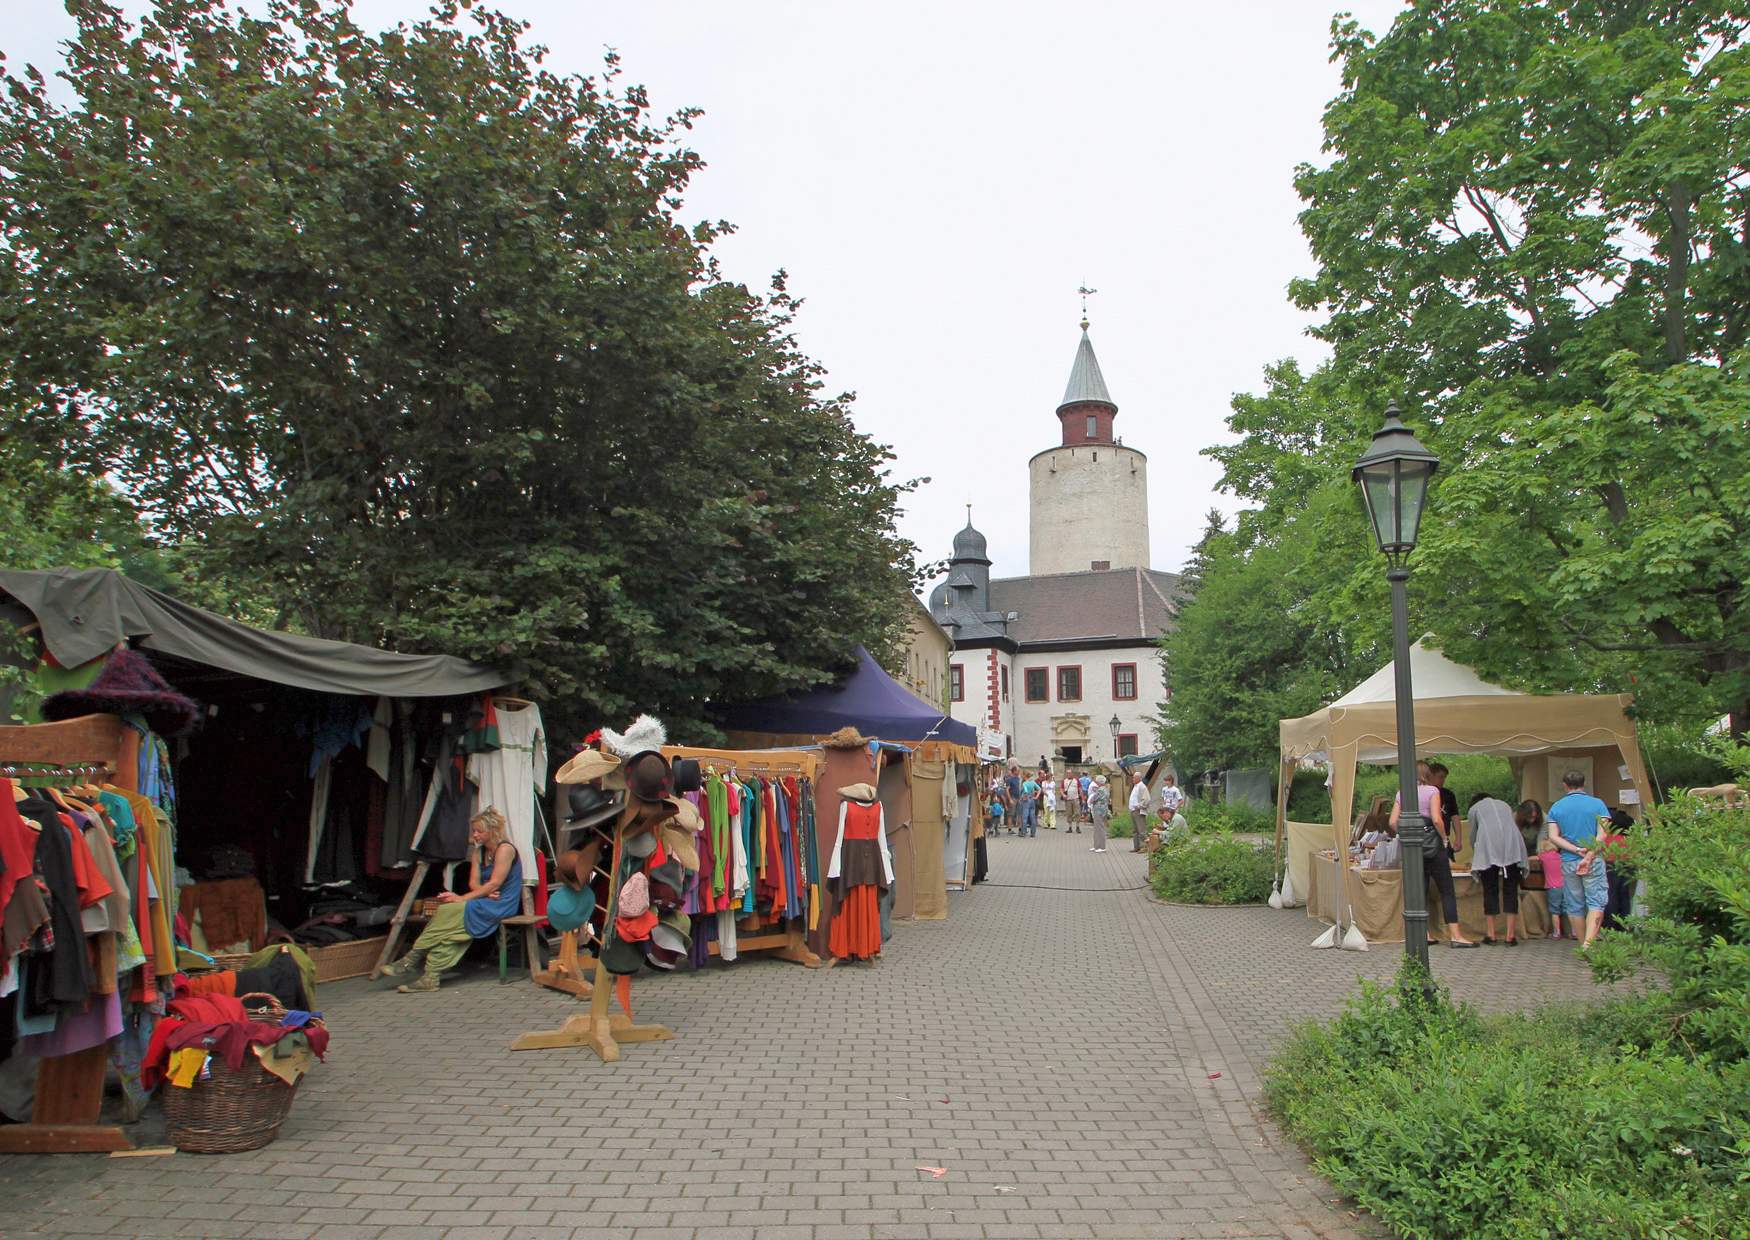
615, 907, 657, 942
169, 993, 248, 1025
0, 796, 36, 931
60, 814, 114, 909
178, 971, 239, 999
829, 884, 881, 960
143, 1013, 329, 1088
764, 784, 786, 912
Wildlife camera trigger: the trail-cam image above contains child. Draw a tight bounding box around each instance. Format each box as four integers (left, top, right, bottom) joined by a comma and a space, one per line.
987, 793, 1006, 835
1537, 820, 1575, 939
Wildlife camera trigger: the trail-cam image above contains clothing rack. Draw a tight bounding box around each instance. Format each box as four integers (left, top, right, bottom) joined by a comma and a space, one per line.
0, 714, 137, 1154
662, 746, 825, 969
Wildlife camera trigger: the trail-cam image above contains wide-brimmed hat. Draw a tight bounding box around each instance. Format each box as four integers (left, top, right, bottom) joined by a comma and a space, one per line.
838, 782, 878, 802
546, 883, 596, 934
821, 726, 871, 750
41, 648, 200, 739
555, 747, 620, 785
666, 796, 705, 834
658, 821, 700, 871
647, 856, 687, 909
563, 784, 620, 828
553, 838, 603, 891
645, 909, 692, 969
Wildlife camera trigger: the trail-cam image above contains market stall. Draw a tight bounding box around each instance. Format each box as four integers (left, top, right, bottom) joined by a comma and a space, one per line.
1275, 640, 1652, 941
712, 645, 978, 949
0, 569, 523, 983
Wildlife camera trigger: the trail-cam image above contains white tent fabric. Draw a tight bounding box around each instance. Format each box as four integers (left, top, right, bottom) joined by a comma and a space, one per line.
1327, 640, 1516, 708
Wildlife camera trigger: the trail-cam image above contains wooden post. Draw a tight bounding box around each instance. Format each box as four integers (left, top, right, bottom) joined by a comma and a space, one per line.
371, 860, 429, 979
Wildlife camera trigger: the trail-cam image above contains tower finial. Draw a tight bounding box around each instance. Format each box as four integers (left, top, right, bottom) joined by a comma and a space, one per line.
965, 502, 972, 526
1077, 284, 1097, 332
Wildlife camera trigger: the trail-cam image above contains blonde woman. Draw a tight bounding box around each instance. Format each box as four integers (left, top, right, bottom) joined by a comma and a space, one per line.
384, 808, 522, 992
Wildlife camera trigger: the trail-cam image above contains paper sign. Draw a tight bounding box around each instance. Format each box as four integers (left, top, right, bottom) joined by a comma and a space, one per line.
1619, 788, 1640, 805
1618, 764, 1632, 781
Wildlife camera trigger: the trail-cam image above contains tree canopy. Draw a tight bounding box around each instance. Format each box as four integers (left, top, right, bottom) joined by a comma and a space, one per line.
0, 0, 919, 740
1163, 0, 1750, 766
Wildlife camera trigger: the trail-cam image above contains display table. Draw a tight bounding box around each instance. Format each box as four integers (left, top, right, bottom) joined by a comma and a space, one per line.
1307, 853, 1551, 942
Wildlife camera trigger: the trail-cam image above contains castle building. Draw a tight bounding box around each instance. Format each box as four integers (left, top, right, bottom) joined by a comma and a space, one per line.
927, 320, 1178, 765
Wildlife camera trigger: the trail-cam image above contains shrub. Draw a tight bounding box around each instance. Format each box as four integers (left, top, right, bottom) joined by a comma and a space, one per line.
1266, 963, 1750, 1240
1106, 809, 1132, 839
1181, 794, 1274, 834
1149, 834, 1273, 904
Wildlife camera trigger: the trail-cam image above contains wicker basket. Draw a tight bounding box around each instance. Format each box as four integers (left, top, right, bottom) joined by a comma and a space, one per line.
159, 993, 320, 1154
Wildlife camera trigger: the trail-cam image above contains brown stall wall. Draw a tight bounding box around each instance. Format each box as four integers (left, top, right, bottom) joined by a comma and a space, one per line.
909, 759, 949, 920
879, 754, 914, 922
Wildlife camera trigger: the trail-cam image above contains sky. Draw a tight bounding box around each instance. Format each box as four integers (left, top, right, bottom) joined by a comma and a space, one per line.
3, 0, 1410, 581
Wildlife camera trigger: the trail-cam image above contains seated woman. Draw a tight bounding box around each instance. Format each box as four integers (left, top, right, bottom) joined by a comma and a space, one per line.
383, 808, 521, 993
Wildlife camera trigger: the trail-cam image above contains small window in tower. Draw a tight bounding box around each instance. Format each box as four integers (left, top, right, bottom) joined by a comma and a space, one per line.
1086, 414, 1097, 437
949, 664, 964, 702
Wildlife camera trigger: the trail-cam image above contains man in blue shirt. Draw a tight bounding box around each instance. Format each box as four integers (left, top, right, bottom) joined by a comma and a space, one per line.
1019, 773, 1039, 838
1547, 770, 1611, 948
1004, 765, 1023, 836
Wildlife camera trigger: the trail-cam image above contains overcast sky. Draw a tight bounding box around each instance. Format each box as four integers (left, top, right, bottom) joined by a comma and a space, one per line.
5, 0, 1409, 581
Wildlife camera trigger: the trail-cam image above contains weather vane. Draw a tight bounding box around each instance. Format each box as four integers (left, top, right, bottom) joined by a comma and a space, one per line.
1077, 284, 1098, 329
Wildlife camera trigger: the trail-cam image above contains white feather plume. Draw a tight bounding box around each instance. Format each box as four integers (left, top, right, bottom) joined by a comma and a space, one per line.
601, 713, 667, 758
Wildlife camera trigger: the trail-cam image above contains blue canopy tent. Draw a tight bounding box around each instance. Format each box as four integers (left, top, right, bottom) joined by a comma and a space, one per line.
714, 646, 975, 746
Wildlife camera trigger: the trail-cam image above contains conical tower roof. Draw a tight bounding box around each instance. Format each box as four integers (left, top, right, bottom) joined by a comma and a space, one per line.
1057, 325, 1115, 412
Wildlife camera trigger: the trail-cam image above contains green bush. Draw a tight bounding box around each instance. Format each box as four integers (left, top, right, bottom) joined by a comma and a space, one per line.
1285, 754, 1518, 823
1266, 963, 1750, 1239
1149, 834, 1273, 903
1106, 809, 1132, 839
1639, 721, 1734, 795
1179, 795, 1274, 834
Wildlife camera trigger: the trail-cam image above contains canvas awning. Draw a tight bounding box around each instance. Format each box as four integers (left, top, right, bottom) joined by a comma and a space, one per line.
714, 646, 977, 747
0, 568, 511, 698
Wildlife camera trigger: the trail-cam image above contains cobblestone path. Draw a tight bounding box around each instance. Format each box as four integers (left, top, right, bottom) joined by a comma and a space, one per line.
1, 825, 1611, 1238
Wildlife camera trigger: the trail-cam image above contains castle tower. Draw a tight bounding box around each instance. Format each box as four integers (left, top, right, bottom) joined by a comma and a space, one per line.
1027, 320, 1150, 575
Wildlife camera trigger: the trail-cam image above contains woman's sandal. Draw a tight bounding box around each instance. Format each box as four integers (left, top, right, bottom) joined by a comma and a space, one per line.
1449, 940, 1479, 949
1506, 937, 1519, 946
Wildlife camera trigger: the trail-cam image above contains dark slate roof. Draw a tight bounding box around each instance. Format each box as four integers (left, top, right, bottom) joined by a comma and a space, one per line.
988, 567, 1179, 646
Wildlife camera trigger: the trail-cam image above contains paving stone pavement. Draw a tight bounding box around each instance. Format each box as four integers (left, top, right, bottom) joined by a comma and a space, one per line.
0, 825, 1615, 1239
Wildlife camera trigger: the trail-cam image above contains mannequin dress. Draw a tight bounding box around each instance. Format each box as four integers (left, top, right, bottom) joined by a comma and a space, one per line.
827, 782, 893, 960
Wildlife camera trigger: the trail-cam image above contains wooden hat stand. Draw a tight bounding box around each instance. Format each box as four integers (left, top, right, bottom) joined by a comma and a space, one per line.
510, 798, 671, 1062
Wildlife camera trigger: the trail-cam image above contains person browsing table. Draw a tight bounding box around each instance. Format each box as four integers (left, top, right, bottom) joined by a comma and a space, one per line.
1547, 770, 1611, 949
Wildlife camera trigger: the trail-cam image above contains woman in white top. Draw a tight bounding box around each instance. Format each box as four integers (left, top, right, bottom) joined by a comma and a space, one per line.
1042, 778, 1057, 830
1466, 792, 1530, 945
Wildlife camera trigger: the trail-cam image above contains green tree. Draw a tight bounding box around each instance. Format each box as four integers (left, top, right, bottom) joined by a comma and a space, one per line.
1289, 0, 1750, 733
0, 0, 919, 740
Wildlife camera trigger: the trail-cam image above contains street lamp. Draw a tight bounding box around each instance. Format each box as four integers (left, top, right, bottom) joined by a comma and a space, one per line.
1108, 713, 1122, 759
1352, 401, 1439, 976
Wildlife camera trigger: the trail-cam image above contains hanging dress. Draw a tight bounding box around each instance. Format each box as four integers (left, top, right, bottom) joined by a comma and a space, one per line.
827, 785, 892, 961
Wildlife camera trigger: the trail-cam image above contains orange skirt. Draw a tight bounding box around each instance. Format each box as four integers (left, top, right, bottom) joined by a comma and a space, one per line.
828, 884, 882, 961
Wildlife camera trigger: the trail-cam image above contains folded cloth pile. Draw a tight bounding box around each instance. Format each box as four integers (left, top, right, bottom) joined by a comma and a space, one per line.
142, 993, 329, 1090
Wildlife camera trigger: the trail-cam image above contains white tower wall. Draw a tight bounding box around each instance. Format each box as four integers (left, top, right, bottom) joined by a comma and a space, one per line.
1028, 444, 1150, 576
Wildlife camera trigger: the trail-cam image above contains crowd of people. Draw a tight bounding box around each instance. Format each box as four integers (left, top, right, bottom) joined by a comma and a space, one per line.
982, 763, 1191, 857
1353, 760, 1636, 949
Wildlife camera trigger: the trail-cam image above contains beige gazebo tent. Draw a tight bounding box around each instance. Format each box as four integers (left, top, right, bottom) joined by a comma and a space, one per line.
1274, 641, 1651, 937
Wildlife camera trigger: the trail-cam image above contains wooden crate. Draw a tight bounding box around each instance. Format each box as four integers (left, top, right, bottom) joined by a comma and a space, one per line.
305, 935, 390, 982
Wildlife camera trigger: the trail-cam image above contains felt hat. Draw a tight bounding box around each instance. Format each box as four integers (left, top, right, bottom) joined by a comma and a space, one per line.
622, 828, 658, 861
647, 856, 687, 909
614, 906, 657, 943
671, 757, 703, 794
41, 648, 200, 739
546, 882, 596, 934
838, 781, 878, 802
555, 747, 620, 785
554, 838, 603, 891
616, 871, 651, 919
601, 931, 645, 975
625, 751, 673, 802
821, 726, 871, 750
666, 796, 705, 835
645, 942, 684, 971
649, 908, 692, 956
563, 784, 617, 826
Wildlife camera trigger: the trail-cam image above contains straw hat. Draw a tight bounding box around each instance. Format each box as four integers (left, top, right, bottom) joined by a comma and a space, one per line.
555, 747, 620, 785
820, 726, 871, 750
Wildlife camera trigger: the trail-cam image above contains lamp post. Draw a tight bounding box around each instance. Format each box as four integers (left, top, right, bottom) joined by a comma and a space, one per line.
1108, 713, 1122, 760
1352, 401, 1440, 976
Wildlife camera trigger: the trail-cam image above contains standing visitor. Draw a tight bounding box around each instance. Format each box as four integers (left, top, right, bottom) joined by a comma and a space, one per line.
1004, 764, 1023, 836
1426, 762, 1464, 856
1088, 776, 1111, 852
1547, 770, 1610, 949
1127, 773, 1152, 853
1467, 792, 1529, 945
987, 788, 1006, 836
1078, 771, 1092, 823
1601, 808, 1637, 931
1061, 774, 1081, 834
1042, 775, 1057, 830
1159, 773, 1186, 822
1390, 761, 1477, 948
1019, 770, 1040, 838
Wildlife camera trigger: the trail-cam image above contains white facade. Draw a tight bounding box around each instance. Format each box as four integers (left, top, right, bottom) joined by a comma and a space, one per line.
1028, 444, 1150, 576
948, 643, 1165, 764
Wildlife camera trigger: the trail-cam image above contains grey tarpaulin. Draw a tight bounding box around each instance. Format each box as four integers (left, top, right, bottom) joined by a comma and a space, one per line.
1225, 768, 1273, 812
0, 568, 512, 697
